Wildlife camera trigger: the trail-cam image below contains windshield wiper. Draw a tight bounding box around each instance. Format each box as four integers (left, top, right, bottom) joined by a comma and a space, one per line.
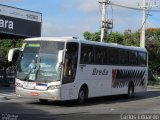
23, 71, 31, 81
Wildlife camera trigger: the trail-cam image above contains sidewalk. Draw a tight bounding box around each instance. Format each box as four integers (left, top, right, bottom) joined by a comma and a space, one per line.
0, 86, 15, 101
147, 85, 160, 89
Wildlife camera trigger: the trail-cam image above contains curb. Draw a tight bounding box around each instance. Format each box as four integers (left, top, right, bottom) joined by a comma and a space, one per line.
147, 86, 160, 89
0, 94, 16, 102
0, 96, 7, 102
5, 95, 17, 100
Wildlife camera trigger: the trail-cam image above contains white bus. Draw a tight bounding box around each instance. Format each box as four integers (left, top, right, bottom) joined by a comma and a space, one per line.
8, 37, 148, 104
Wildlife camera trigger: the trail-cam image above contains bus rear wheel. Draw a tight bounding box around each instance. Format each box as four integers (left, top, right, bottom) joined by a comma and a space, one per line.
77, 86, 88, 104
127, 83, 134, 98
39, 99, 48, 104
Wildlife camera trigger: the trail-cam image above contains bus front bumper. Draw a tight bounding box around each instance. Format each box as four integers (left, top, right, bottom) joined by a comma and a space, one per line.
16, 87, 61, 100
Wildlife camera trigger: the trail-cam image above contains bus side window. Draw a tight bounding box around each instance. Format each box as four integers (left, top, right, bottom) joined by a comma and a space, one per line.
95, 46, 105, 65
80, 44, 94, 64
129, 51, 138, 66
108, 48, 119, 65
138, 52, 147, 66
119, 49, 129, 65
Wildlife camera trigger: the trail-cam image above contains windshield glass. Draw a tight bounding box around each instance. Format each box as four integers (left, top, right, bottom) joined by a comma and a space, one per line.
17, 41, 65, 82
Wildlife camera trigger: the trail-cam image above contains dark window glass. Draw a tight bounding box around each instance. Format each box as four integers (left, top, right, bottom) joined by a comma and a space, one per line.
24, 41, 65, 54
80, 44, 94, 64
129, 51, 138, 65
23, 42, 40, 53
104, 48, 108, 64
40, 41, 64, 54
119, 49, 129, 65
95, 46, 105, 65
138, 52, 147, 66
108, 48, 119, 65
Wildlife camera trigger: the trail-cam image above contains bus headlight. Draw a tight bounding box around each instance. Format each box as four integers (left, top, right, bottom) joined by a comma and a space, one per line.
47, 85, 61, 90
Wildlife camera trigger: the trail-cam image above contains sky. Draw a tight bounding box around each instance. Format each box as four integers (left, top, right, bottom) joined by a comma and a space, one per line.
0, 0, 160, 39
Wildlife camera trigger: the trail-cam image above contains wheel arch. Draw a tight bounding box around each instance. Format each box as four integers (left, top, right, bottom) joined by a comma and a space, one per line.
128, 81, 134, 88
81, 84, 88, 93
79, 83, 89, 97
128, 81, 135, 94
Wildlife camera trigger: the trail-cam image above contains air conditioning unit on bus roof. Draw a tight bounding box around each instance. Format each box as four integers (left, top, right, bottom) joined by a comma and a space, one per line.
59, 37, 78, 39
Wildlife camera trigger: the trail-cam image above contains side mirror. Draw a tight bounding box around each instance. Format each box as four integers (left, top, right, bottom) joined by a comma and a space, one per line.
58, 49, 67, 64
8, 48, 21, 62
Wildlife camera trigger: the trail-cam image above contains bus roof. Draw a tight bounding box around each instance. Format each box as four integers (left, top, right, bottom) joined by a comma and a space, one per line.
25, 37, 78, 42
25, 37, 147, 52
80, 39, 147, 52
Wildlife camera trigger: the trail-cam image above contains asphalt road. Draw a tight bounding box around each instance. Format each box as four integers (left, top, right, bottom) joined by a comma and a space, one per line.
0, 88, 160, 120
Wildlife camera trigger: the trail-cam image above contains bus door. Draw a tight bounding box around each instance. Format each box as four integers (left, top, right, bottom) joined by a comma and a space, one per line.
61, 42, 79, 99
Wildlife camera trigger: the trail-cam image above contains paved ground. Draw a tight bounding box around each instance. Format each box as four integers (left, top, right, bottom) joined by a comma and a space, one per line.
0, 87, 15, 102
0, 88, 160, 120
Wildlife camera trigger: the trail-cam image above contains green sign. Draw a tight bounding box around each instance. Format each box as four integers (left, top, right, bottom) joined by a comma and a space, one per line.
28, 44, 40, 47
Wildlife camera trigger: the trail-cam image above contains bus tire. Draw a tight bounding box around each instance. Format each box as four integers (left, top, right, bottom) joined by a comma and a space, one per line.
77, 86, 88, 104
127, 83, 134, 98
39, 99, 48, 104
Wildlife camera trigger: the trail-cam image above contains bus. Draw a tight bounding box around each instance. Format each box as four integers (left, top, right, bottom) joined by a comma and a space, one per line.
8, 37, 148, 104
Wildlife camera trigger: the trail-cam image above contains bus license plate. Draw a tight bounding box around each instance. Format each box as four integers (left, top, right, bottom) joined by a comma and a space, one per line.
23, 82, 35, 89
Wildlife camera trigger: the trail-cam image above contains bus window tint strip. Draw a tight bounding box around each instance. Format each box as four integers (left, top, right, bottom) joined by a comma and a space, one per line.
80, 43, 147, 67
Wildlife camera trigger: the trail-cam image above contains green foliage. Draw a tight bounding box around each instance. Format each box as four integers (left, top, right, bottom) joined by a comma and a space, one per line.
123, 29, 140, 46
83, 31, 92, 40
106, 32, 124, 44
0, 39, 23, 69
145, 28, 160, 76
92, 32, 101, 42
83, 31, 101, 42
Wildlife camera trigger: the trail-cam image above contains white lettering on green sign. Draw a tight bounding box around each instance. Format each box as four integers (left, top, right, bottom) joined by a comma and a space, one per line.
28, 44, 40, 47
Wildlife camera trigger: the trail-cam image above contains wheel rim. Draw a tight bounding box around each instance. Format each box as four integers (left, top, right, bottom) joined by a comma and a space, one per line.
129, 87, 133, 96
79, 90, 85, 100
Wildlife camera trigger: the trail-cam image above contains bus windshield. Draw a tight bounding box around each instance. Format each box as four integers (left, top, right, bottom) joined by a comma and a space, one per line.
17, 41, 65, 83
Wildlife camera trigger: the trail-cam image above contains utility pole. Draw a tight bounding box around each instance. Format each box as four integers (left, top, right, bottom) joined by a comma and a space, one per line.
140, 0, 146, 48
99, 0, 113, 42
100, 0, 107, 42
140, 0, 158, 48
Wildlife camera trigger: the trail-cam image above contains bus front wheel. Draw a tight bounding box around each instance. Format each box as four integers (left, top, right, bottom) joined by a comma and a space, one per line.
77, 86, 88, 104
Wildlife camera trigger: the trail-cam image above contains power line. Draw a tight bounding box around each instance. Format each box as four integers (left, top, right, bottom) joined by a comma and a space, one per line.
110, 2, 160, 12
111, 3, 142, 10
109, 1, 159, 48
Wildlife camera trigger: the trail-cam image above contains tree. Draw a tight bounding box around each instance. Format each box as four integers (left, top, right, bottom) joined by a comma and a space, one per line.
145, 28, 160, 76
123, 29, 139, 46
0, 39, 22, 85
83, 31, 101, 42
83, 31, 92, 40
0, 39, 23, 79
91, 32, 101, 42
106, 32, 124, 44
